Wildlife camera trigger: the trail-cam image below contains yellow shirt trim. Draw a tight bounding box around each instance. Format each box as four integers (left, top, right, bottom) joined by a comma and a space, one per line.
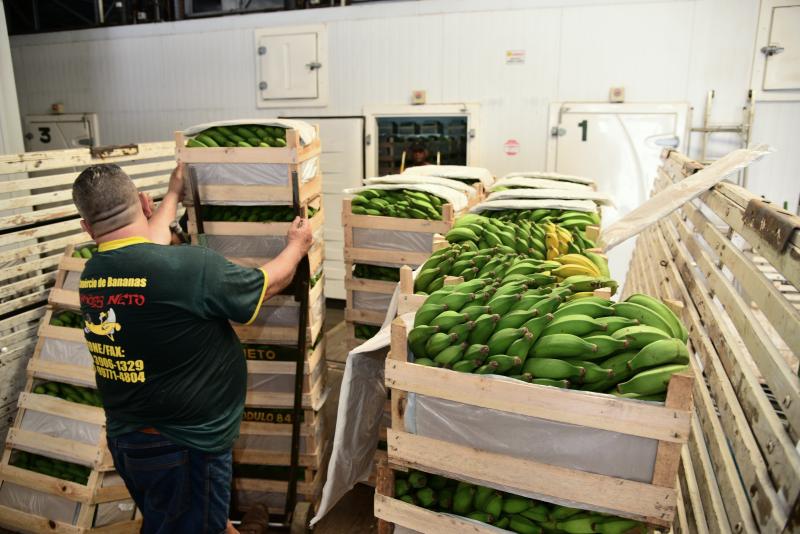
245, 268, 269, 326
98, 236, 152, 253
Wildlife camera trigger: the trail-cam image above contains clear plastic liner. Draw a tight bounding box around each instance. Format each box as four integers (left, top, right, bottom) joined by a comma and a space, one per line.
352, 228, 433, 255
487, 188, 614, 207
64, 271, 81, 291
344, 184, 469, 213
247, 364, 324, 395
600, 145, 772, 251
0, 482, 79, 524
403, 165, 494, 188
501, 171, 595, 186
364, 175, 478, 197
251, 288, 324, 329
187, 157, 318, 207
95, 499, 136, 527
184, 119, 317, 145
40, 337, 92, 368
204, 227, 323, 260
352, 290, 393, 312
20, 411, 101, 446
471, 199, 598, 214
491, 176, 593, 191
409, 395, 657, 483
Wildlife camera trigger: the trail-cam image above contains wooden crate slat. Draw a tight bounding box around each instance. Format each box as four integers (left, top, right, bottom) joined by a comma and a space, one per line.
187, 205, 325, 236
374, 493, 499, 534
677, 191, 800, 354
28, 359, 95, 388
344, 308, 386, 326
344, 247, 431, 267
0, 160, 174, 195
7, 429, 103, 469
648, 224, 787, 532
385, 357, 690, 444
0, 504, 84, 534
0, 256, 62, 285
686, 414, 734, 534
0, 463, 92, 503
18, 393, 105, 426
386, 429, 675, 526
344, 275, 398, 295
0, 141, 174, 175
175, 129, 320, 165
677, 449, 710, 534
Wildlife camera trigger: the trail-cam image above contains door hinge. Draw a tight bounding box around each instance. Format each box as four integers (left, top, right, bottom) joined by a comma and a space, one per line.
761, 44, 785, 57
551, 126, 566, 137
365, 134, 372, 146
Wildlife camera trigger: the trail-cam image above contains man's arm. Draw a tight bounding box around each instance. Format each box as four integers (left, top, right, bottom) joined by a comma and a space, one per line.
262, 217, 313, 300
147, 164, 184, 245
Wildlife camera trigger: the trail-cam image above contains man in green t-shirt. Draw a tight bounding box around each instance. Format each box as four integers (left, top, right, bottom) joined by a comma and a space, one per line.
72, 163, 312, 534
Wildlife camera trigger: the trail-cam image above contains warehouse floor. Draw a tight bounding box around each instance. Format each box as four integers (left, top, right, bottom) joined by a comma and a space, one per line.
312, 304, 377, 533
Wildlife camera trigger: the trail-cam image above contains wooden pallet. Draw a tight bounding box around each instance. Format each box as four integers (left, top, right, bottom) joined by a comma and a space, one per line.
622, 149, 800, 534
0, 141, 175, 441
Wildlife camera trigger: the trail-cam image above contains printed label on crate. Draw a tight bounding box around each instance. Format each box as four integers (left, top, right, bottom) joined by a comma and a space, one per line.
242, 408, 303, 424
242, 344, 301, 362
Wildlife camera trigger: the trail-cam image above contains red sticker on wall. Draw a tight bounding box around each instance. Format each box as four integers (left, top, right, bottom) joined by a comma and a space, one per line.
504, 139, 520, 156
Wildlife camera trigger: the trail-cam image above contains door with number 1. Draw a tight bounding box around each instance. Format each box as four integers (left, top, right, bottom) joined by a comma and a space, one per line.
546, 102, 689, 288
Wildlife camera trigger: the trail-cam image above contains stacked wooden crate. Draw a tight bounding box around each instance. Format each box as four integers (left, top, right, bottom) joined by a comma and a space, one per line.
623, 149, 800, 533
177, 126, 331, 517
0, 245, 141, 533
342, 192, 482, 351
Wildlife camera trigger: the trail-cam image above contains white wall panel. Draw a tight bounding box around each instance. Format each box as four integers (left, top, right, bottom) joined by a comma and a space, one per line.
8, 0, 798, 210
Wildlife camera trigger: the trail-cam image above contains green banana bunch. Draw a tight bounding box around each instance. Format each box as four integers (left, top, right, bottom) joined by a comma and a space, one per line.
200, 204, 318, 223
351, 188, 445, 220
391, 468, 646, 533
187, 124, 287, 148
352, 263, 401, 282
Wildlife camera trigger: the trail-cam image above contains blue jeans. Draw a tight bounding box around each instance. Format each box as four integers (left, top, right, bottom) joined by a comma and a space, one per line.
108, 431, 232, 534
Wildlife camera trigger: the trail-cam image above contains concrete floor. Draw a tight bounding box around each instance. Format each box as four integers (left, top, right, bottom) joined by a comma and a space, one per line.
312, 303, 378, 533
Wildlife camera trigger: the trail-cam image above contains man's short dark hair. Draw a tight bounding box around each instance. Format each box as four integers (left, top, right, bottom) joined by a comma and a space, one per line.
72, 164, 140, 237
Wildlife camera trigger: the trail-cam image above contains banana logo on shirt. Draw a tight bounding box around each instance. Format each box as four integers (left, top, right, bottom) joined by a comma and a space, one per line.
84, 308, 122, 341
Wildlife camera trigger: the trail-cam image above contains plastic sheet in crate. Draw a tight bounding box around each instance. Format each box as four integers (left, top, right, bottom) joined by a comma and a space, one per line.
352, 290, 393, 312
352, 227, 433, 254
19, 410, 101, 446
250, 286, 324, 329
204, 226, 323, 259
39, 337, 93, 368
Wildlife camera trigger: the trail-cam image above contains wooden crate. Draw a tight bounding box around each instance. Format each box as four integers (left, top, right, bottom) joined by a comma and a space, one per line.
622, 149, 800, 533
175, 127, 322, 207
244, 337, 329, 412
234, 272, 326, 348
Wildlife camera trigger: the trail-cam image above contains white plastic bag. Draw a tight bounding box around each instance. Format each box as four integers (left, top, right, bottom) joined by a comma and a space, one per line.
403, 165, 494, 188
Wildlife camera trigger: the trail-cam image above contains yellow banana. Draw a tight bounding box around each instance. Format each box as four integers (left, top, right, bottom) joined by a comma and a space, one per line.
556, 254, 601, 275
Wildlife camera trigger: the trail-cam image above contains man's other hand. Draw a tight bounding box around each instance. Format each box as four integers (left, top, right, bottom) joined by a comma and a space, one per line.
287, 216, 313, 256
168, 163, 185, 202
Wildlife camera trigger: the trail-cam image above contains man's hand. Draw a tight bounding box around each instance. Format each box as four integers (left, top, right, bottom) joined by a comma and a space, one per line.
287, 216, 313, 256
167, 163, 185, 203
139, 192, 155, 219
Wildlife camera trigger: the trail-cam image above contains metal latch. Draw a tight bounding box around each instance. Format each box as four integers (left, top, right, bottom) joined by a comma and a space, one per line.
551, 126, 566, 137
364, 133, 372, 146
761, 44, 785, 57
742, 198, 800, 252
306, 61, 322, 71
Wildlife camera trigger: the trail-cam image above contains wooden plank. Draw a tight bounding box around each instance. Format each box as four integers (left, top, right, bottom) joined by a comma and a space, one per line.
651, 373, 694, 485
668, 209, 800, 436
0, 159, 174, 194
345, 247, 430, 268
374, 493, 499, 534
678, 448, 710, 534
27, 360, 95, 388
186, 205, 325, 236
48, 288, 80, 309
385, 360, 690, 443
0, 504, 83, 534
0, 290, 50, 317
194, 175, 321, 205
344, 275, 398, 295
0, 141, 174, 174
0, 232, 88, 264
18, 393, 105, 426
0, 308, 46, 334
176, 130, 320, 165
657, 220, 793, 530
0, 174, 168, 212
0, 256, 62, 284
347, 211, 453, 235
686, 413, 733, 534
679, 198, 800, 353
0, 218, 83, 248
387, 430, 676, 526
7, 428, 101, 468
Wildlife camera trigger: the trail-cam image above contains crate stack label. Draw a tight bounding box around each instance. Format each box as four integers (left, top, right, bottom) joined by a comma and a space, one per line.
0, 245, 141, 534
177, 125, 330, 516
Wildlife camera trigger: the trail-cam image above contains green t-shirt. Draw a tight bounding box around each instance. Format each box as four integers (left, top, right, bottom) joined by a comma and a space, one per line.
78, 237, 268, 452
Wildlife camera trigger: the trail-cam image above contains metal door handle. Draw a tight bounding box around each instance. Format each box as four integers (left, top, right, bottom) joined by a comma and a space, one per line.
761, 44, 785, 57
306, 61, 322, 70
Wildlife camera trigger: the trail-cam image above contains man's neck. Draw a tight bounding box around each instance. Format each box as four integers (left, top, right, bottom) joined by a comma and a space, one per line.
94, 221, 151, 245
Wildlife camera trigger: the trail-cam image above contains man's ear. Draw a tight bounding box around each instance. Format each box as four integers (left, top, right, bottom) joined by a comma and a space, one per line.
80, 219, 95, 238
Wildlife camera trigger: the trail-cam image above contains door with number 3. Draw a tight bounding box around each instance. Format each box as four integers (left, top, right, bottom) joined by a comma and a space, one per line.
547, 102, 689, 288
